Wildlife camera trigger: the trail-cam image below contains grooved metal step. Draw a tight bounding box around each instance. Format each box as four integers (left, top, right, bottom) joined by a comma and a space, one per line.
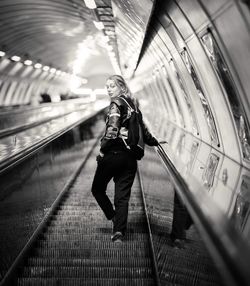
45, 226, 148, 235
36, 240, 149, 249
48, 220, 147, 228
17, 277, 156, 286
32, 247, 151, 258
54, 210, 145, 216
41, 233, 149, 241
27, 257, 152, 268
57, 205, 144, 211
22, 266, 153, 278
57, 201, 143, 207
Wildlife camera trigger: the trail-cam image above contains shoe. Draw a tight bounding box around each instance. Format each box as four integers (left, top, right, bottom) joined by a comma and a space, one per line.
111, 215, 116, 225
111, 231, 123, 243
171, 239, 185, 249
111, 215, 117, 233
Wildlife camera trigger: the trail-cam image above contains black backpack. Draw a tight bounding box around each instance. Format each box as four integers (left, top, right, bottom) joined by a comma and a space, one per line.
118, 97, 145, 160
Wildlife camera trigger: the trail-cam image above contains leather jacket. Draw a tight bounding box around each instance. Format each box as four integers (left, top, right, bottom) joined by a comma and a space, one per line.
100, 96, 158, 154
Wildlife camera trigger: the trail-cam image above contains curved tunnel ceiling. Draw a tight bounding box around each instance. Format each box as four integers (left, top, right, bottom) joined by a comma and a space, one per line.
0, 0, 156, 89
0, 0, 117, 87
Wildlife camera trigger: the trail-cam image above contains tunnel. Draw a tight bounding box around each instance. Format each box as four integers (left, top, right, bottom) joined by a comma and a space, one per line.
0, 0, 250, 285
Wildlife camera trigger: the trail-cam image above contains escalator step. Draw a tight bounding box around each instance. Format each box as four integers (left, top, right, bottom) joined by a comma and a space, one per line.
61, 197, 143, 203
36, 240, 149, 249
41, 233, 149, 241
48, 220, 147, 228
54, 210, 145, 216
58, 202, 144, 207
160, 271, 218, 286
57, 205, 144, 210
17, 277, 155, 286
32, 248, 151, 258
58, 206, 101, 210
45, 227, 147, 235
27, 257, 152, 267
21, 266, 153, 278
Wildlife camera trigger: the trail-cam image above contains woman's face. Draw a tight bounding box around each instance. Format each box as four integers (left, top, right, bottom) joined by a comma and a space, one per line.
106, 79, 122, 99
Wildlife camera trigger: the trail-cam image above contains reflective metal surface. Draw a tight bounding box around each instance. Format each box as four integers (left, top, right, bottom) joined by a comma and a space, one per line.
139, 147, 223, 285
154, 121, 250, 246
0, 115, 104, 281
112, 0, 155, 78
180, 48, 220, 147
0, 99, 90, 135
201, 31, 250, 161
0, 100, 107, 169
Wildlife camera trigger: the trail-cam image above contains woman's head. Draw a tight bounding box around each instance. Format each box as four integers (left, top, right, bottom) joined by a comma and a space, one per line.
105, 75, 130, 99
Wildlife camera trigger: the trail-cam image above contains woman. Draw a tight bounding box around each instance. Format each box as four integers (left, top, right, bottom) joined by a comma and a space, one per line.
91, 75, 158, 243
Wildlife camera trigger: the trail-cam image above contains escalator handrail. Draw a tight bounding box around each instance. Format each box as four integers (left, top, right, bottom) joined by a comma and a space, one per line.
0, 101, 91, 139
0, 98, 89, 115
156, 143, 250, 286
0, 133, 102, 286
0, 108, 105, 176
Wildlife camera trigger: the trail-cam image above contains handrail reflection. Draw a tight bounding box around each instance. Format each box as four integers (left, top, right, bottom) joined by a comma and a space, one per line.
156, 143, 250, 286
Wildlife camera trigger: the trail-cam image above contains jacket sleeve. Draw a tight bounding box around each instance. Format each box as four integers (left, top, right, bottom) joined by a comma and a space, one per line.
140, 112, 159, 146
100, 102, 121, 152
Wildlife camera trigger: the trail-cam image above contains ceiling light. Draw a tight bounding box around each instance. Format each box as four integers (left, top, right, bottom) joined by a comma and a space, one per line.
105, 30, 115, 36
94, 88, 106, 95
103, 36, 109, 42
34, 63, 42, 69
43, 66, 50, 71
0, 51, 5, 57
83, 0, 96, 9
108, 51, 116, 57
11, 55, 21, 62
24, 59, 32, 66
107, 45, 113, 51
82, 78, 88, 84
93, 21, 104, 30
70, 75, 82, 91
50, 68, 56, 73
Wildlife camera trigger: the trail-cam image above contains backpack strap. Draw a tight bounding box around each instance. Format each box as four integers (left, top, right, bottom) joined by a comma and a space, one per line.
118, 96, 137, 112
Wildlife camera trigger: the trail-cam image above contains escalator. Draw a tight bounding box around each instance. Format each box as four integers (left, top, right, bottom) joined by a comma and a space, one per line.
16, 143, 157, 285
1, 114, 249, 286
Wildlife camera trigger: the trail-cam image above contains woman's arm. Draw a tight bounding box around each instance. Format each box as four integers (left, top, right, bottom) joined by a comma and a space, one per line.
100, 102, 122, 152
139, 111, 159, 146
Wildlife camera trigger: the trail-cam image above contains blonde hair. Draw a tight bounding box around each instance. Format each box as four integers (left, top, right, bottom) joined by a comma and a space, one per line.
107, 75, 138, 106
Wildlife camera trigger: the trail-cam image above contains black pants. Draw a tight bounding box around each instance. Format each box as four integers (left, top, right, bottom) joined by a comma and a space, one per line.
91, 151, 137, 235
170, 191, 193, 241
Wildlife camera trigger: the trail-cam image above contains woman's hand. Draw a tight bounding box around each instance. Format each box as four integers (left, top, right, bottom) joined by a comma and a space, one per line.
96, 152, 104, 164
157, 139, 168, 145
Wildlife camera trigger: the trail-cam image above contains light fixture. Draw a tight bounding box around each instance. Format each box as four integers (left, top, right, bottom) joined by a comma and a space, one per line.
70, 75, 82, 90
50, 68, 56, 73
93, 21, 104, 30
94, 88, 106, 95
106, 45, 113, 51
83, 0, 96, 9
103, 36, 109, 42
43, 66, 50, 71
108, 51, 116, 57
105, 30, 115, 36
11, 55, 21, 62
34, 63, 42, 69
0, 51, 5, 57
72, 88, 92, 95
24, 59, 32, 66
82, 78, 88, 84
